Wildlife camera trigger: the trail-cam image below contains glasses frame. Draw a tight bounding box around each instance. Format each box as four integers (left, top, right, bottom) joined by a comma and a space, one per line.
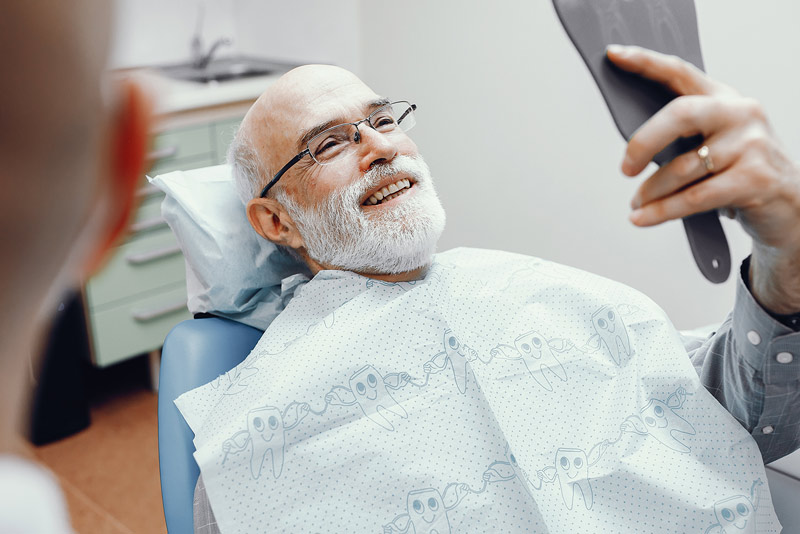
257, 101, 417, 198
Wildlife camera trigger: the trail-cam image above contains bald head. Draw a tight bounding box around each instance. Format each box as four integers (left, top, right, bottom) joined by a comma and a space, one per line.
233, 65, 384, 196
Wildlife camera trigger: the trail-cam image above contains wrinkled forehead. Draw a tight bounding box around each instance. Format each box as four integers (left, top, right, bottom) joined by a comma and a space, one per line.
246, 66, 384, 166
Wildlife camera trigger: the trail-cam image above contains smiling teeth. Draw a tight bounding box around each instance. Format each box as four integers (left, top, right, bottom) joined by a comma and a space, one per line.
366, 179, 411, 205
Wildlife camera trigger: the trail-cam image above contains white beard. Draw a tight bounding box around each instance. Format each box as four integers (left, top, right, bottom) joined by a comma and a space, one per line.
277, 155, 446, 275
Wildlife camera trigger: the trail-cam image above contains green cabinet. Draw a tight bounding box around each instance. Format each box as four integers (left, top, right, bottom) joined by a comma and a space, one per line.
85, 116, 243, 367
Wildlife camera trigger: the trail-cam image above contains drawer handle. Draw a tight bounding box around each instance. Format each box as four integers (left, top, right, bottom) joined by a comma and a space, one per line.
131, 299, 187, 322
125, 244, 182, 265
130, 216, 168, 233
148, 145, 179, 161
136, 184, 163, 198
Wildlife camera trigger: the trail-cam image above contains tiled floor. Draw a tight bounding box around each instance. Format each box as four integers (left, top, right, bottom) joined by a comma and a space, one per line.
29, 357, 167, 534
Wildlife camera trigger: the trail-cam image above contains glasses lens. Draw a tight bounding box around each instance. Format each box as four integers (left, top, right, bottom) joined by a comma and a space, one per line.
307, 102, 416, 166
369, 102, 416, 134
308, 123, 357, 165
392, 101, 416, 132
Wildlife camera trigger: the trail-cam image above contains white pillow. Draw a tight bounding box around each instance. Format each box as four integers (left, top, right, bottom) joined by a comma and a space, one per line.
148, 165, 310, 331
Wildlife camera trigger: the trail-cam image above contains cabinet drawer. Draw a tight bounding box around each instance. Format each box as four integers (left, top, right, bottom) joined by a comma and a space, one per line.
148, 124, 214, 173
130, 194, 168, 233
90, 283, 191, 367
148, 154, 216, 175
86, 228, 185, 309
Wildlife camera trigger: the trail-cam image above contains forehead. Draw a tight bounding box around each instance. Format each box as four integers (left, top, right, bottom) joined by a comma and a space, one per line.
245, 66, 385, 171
275, 72, 382, 140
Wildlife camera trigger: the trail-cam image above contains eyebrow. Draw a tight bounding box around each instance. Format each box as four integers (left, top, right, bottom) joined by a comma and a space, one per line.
296, 97, 391, 151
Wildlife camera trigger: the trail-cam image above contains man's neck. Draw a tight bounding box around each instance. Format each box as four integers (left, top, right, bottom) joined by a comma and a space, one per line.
355, 264, 429, 282
305, 256, 430, 282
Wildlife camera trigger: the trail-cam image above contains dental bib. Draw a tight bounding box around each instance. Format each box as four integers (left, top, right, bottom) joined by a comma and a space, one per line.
177, 248, 779, 533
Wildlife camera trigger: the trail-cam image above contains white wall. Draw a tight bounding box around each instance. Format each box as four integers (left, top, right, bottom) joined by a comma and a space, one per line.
109, 0, 360, 72
232, 0, 360, 74
110, 0, 238, 68
359, 0, 800, 329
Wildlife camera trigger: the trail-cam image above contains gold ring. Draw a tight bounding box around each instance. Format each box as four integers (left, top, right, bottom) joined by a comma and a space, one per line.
697, 145, 714, 173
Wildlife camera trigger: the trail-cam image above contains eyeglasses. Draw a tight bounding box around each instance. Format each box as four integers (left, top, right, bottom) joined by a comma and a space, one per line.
258, 100, 417, 198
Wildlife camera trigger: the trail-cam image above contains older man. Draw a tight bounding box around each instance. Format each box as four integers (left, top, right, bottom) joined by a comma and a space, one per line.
183, 48, 800, 533
0, 2, 151, 531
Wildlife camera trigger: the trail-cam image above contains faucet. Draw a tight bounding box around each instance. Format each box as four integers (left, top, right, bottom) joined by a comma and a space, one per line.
190, 4, 232, 69
192, 36, 232, 69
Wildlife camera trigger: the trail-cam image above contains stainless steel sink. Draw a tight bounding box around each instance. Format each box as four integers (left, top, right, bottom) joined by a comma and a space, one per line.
157, 56, 291, 84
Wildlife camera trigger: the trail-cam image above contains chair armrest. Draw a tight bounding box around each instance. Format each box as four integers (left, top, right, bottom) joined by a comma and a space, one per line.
157, 317, 262, 534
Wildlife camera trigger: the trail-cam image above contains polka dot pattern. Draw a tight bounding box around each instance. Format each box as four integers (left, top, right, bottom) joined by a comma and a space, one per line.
177, 248, 779, 533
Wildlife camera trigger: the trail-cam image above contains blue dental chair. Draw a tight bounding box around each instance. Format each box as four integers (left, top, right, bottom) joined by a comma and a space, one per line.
157, 317, 263, 534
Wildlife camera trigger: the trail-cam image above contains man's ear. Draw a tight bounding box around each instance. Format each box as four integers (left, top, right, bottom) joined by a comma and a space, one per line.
246, 197, 305, 250
83, 78, 152, 275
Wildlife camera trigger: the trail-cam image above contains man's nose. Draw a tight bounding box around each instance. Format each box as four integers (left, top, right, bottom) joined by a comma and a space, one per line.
355, 125, 398, 172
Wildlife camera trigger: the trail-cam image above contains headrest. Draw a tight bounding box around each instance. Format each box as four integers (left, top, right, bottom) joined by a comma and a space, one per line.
148, 165, 310, 331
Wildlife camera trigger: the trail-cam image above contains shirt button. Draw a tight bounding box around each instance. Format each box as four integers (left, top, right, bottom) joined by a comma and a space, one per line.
777, 352, 794, 364
747, 330, 762, 345
762, 425, 775, 435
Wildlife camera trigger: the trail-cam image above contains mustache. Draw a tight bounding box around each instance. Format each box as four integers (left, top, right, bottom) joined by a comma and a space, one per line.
349, 155, 429, 200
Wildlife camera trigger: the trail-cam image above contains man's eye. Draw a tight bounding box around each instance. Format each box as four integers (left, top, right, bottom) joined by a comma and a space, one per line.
373, 115, 396, 130
314, 138, 342, 157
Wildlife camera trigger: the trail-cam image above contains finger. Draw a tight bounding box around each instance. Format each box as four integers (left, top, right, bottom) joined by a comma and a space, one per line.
606, 44, 716, 97
629, 171, 741, 227
622, 95, 731, 176
631, 135, 734, 209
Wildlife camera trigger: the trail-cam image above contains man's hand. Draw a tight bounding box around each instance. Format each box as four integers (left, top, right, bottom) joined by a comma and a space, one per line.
606, 44, 800, 314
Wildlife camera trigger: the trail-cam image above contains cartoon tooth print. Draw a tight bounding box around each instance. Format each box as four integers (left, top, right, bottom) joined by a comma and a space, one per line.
384, 483, 472, 534
640, 387, 695, 453
553, 448, 593, 510
246, 406, 286, 479
405, 488, 451, 534
423, 330, 477, 394
219, 404, 286, 480
538, 441, 608, 510
591, 305, 632, 366
640, 399, 695, 453
705, 479, 764, 534
513, 330, 568, 391
491, 330, 568, 391
349, 365, 408, 431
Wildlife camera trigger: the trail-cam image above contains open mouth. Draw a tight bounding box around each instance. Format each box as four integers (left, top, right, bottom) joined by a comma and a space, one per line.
362, 178, 414, 206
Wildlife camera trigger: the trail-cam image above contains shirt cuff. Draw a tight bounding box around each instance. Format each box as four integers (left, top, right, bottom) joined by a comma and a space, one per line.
733, 256, 800, 386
